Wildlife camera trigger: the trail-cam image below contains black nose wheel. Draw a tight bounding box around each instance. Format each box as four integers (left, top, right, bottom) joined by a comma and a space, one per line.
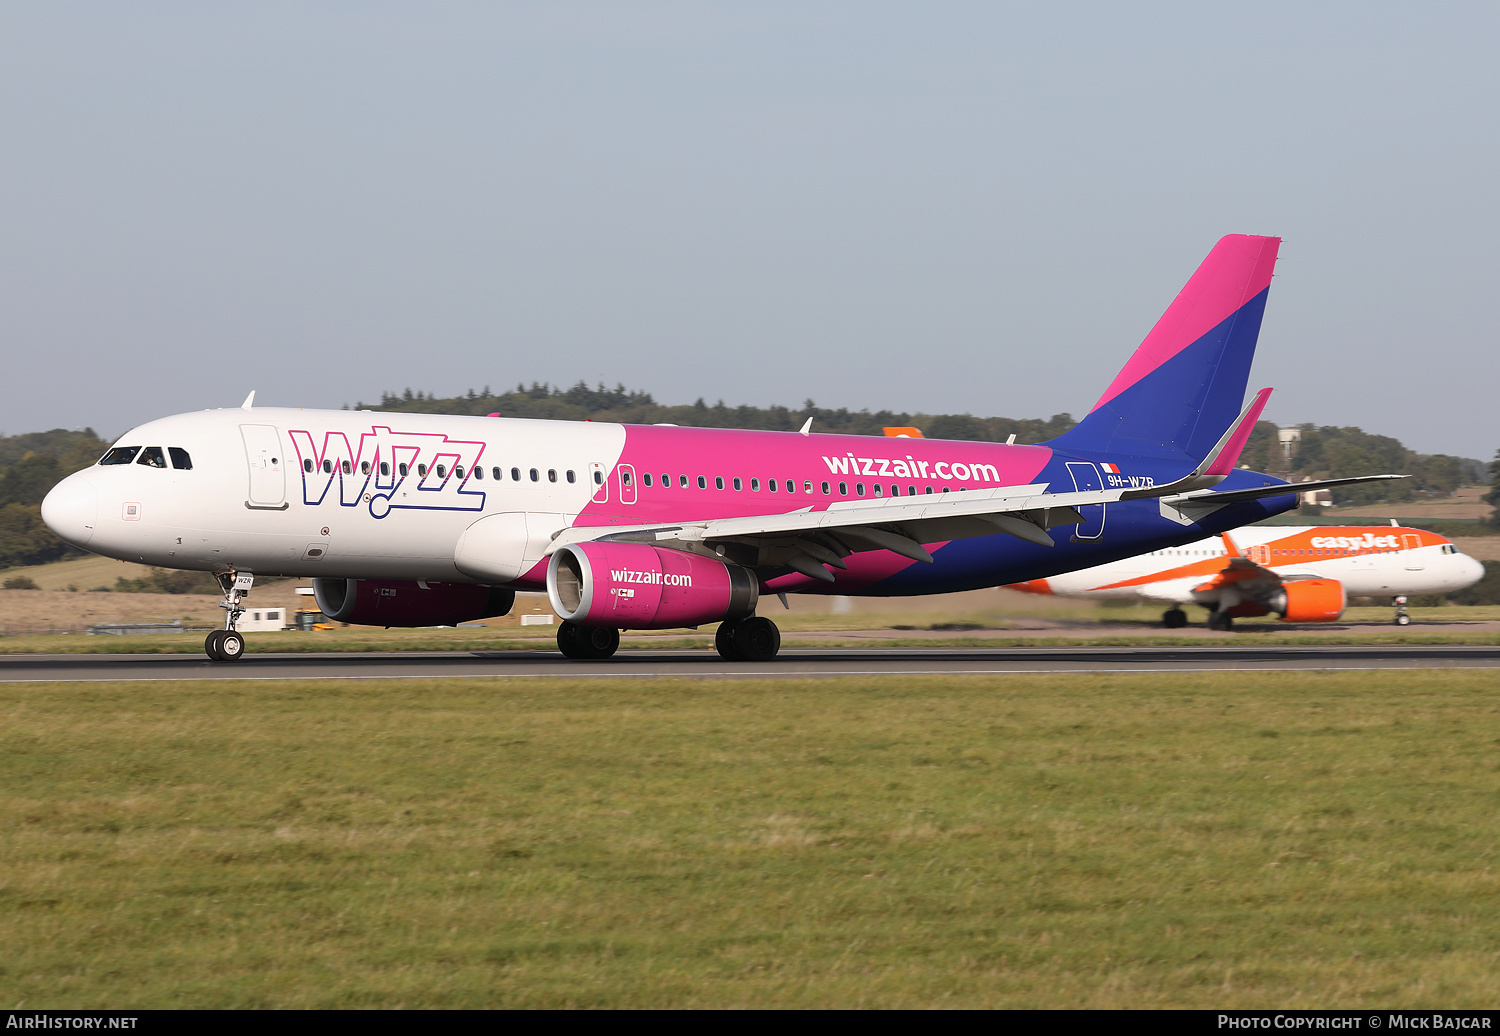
1162, 608, 1188, 628
204, 629, 246, 662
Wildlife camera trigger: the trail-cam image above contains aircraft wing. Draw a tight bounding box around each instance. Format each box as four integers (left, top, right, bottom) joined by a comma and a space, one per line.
549, 482, 1107, 582
544, 391, 1405, 583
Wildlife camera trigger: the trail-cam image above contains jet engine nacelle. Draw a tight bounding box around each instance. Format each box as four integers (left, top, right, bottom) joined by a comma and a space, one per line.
1270, 578, 1346, 623
547, 542, 759, 630
313, 578, 515, 627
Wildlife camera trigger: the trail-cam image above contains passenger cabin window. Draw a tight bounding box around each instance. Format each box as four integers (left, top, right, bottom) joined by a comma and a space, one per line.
529, 468, 539, 482
399, 463, 409, 476
750, 478, 759, 491
342, 460, 352, 475
768, 479, 778, 492
643, 473, 653, 487
100, 446, 140, 466
360, 461, 370, 475
417, 464, 428, 477
381, 462, 390, 476
715, 476, 724, 490
455, 465, 465, 479
661, 473, 668, 486
168, 448, 193, 470
473, 466, 483, 480
593, 470, 603, 485
548, 469, 557, 483
821, 481, 831, 495
137, 447, 167, 468
492, 466, 501, 480
436, 464, 446, 479
620, 471, 630, 486
733, 477, 743, 490
322, 459, 334, 474
680, 475, 689, 488
698, 476, 707, 489
566, 470, 576, 484
512, 468, 521, 481
839, 482, 847, 495
304, 458, 314, 472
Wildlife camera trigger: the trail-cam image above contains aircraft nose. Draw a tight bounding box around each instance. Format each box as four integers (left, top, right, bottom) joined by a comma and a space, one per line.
1454, 553, 1487, 590
41, 473, 98, 548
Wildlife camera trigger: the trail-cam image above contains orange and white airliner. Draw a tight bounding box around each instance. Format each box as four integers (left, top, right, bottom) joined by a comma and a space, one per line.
1008, 524, 1483, 629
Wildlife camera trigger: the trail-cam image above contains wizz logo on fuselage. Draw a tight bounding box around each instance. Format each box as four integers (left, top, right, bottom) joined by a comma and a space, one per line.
288, 426, 486, 519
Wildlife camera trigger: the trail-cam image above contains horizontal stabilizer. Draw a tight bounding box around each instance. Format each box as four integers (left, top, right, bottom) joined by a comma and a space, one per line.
1161, 474, 1408, 508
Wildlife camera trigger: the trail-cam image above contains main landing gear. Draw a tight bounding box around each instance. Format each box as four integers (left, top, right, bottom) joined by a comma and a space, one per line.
557, 621, 621, 659
1393, 595, 1411, 626
715, 616, 782, 662
553, 616, 784, 662
205, 571, 252, 662
1206, 609, 1234, 632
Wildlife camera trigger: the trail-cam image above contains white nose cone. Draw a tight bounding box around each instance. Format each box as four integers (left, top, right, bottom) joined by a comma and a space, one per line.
41, 474, 98, 548
1454, 554, 1486, 591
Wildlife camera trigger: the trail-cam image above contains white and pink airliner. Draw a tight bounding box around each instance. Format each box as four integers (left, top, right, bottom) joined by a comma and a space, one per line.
41, 235, 1401, 662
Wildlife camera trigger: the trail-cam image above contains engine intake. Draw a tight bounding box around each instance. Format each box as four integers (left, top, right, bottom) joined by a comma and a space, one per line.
547, 542, 758, 630
313, 578, 515, 627
1271, 578, 1346, 623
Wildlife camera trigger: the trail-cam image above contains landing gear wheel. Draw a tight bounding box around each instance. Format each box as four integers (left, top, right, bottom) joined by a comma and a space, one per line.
1162, 608, 1188, 629
731, 617, 781, 662
204, 630, 225, 660
557, 621, 584, 659
1394, 613, 1411, 626
579, 626, 620, 659
559, 622, 619, 659
1207, 610, 1233, 632
715, 622, 742, 661
218, 630, 245, 661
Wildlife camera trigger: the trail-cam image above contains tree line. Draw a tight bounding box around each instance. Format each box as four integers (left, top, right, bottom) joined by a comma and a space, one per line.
0, 390, 1493, 573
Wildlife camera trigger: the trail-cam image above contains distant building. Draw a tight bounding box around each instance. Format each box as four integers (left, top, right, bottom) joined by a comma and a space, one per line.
1277, 427, 1301, 472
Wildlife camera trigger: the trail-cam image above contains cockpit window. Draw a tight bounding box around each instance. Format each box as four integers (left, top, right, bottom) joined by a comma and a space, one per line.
168, 447, 193, 470
136, 447, 168, 468
100, 446, 140, 466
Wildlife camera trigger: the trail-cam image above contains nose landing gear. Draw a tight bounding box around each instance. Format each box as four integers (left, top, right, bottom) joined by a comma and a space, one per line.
205, 571, 254, 662
1393, 595, 1411, 626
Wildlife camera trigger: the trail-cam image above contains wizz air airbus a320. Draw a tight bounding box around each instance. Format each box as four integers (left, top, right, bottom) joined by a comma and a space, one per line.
42, 234, 1402, 662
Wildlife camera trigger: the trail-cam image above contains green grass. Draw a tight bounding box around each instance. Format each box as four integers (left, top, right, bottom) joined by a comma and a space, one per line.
4, 671, 1500, 1007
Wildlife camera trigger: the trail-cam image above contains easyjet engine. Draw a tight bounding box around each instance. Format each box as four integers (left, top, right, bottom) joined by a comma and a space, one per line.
1269, 578, 1346, 623
313, 579, 515, 627
547, 542, 759, 630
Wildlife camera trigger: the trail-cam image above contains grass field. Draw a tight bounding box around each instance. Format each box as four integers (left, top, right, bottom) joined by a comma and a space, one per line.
4, 671, 1500, 1008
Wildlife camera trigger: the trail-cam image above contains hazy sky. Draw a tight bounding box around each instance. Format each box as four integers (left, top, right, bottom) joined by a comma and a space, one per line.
3, 2, 1496, 460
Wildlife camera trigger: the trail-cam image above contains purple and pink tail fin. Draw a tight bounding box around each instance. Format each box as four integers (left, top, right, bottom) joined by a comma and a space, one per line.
1048, 234, 1281, 461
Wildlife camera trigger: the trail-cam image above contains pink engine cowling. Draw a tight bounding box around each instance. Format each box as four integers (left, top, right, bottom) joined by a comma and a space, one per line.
313, 578, 515, 627
547, 542, 759, 630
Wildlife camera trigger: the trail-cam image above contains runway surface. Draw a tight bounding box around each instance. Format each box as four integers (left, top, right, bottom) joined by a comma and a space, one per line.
2, 645, 1500, 682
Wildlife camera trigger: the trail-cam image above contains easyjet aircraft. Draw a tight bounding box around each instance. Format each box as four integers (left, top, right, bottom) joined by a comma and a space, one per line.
41, 234, 1402, 662
1009, 524, 1483, 629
